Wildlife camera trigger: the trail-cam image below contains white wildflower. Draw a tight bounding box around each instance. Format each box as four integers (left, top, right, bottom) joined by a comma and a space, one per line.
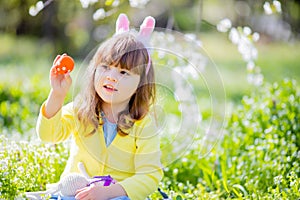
273, 0, 282, 13
243, 26, 252, 36
185, 64, 199, 79
93, 8, 106, 20
274, 175, 283, 185
29, 1, 44, 16
247, 61, 255, 72
237, 35, 258, 62
17, 166, 24, 173
182, 157, 188, 162
217, 18, 232, 33
178, 182, 184, 190
157, 51, 166, 59
174, 86, 193, 102
80, 0, 98, 8
263, 2, 272, 15
166, 34, 175, 43
173, 168, 178, 175
129, 0, 150, 8
112, 0, 120, 7
0, 159, 8, 170
247, 73, 263, 86
184, 33, 197, 41
253, 74, 264, 86
252, 32, 260, 42
229, 28, 240, 44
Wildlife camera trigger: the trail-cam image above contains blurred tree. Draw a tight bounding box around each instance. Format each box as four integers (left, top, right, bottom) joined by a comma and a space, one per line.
281, 0, 300, 34
0, 0, 130, 56
231, 0, 300, 40
0, 0, 41, 35
0, 0, 299, 56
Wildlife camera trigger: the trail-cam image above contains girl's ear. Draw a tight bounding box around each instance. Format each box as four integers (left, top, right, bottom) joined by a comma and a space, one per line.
116, 13, 130, 34
138, 16, 155, 38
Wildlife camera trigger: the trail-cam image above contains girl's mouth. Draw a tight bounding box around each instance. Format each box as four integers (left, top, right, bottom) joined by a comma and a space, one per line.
103, 84, 118, 92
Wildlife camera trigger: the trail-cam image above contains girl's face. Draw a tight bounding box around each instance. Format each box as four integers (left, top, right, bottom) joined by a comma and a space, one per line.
94, 64, 141, 107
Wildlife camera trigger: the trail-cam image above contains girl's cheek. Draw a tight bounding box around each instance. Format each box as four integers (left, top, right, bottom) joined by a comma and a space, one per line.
94, 76, 102, 90
95, 71, 103, 82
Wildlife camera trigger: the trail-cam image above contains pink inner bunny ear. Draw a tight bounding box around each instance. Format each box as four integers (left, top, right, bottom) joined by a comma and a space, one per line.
116, 13, 130, 34
139, 16, 155, 37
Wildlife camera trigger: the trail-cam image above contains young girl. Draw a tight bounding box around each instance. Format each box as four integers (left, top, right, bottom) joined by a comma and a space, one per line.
36, 14, 163, 200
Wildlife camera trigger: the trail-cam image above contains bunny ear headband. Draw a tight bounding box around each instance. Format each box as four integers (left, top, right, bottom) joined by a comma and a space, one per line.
115, 13, 155, 75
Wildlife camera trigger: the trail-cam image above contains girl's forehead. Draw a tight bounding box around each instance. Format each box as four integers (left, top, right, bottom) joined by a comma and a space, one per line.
98, 54, 145, 70
96, 61, 141, 74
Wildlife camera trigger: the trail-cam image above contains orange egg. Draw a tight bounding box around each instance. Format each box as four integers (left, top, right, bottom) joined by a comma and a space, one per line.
55, 55, 75, 74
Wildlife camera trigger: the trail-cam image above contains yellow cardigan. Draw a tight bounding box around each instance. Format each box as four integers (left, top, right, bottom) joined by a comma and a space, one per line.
36, 102, 163, 200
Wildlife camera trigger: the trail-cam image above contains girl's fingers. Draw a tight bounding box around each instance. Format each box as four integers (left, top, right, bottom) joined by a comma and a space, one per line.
64, 72, 73, 85
75, 187, 90, 199
51, 55, 61, 75
50, 65, 57, 75
52, 54, 74, 75
53, 55, 61, 65
75, 186, 89, 194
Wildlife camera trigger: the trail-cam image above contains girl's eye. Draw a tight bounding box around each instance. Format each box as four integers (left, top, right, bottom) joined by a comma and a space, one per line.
100, 65, 109, 70
120, 70, 130, 75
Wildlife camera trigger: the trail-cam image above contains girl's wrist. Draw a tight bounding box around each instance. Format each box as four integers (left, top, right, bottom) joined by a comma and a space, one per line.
49, 89, 67, 101
106, 183, 127, 199
43, 89, 66, 118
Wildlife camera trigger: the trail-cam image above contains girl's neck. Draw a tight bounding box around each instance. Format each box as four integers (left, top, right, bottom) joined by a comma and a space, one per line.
101, 102, 128, 123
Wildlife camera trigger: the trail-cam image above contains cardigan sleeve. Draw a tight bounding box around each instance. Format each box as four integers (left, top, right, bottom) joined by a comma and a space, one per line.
36, 102, 76, 143
118, 116, 164, 200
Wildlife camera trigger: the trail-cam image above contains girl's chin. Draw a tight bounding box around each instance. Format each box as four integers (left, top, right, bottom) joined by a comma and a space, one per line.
99, 95, 120, 104
98, 91, 131, 106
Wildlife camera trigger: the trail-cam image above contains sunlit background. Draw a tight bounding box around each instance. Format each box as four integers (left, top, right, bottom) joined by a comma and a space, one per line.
0, 0, 300, 199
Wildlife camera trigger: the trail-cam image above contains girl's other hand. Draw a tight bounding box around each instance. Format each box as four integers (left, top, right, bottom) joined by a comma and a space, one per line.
75, 183, 127, 200
75, 184, 106, 200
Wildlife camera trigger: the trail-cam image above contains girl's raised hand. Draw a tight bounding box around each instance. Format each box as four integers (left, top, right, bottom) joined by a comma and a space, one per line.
50, 54, 74, 97
53, 54, 75, 74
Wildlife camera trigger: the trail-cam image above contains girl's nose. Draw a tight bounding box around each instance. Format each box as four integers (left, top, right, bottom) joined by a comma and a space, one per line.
106, 75, 117, 82
105, 68, 119, 82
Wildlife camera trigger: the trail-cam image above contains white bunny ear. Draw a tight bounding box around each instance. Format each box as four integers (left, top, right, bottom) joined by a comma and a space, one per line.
138, 16, 155, 38
116, 13, 130, 34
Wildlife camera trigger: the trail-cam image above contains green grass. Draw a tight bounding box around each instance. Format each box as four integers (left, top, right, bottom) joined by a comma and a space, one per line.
256, 41, 300, 82
2, 79, 298, 199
